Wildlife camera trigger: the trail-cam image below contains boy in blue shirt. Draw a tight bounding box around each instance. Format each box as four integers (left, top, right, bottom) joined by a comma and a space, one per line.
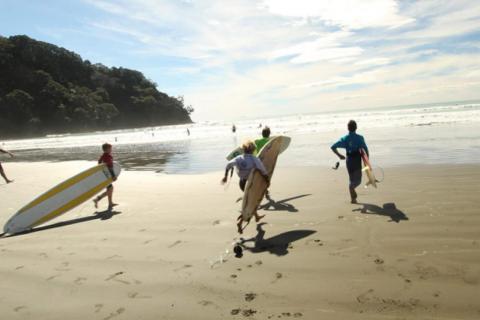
331, 120, 369, 203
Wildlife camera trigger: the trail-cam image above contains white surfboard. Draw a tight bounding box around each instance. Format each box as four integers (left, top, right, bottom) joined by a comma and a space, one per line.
360, 149, 377, 188
226, 135, 291, 161
3, 163, 121, 234
241, 136, 291, 221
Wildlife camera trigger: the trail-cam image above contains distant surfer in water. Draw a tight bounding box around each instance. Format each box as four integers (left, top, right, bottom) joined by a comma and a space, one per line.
331, 120, 369, 204
93, 143, 118, 210
222, 140, 269, 233
232, 124, 236, 133
0, 147, 14, 183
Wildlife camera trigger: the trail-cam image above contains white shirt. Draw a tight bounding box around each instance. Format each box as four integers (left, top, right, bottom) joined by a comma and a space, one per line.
226, 154, 268, 180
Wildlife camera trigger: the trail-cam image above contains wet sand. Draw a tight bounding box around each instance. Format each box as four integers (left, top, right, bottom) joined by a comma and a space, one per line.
0, 161, 479, 319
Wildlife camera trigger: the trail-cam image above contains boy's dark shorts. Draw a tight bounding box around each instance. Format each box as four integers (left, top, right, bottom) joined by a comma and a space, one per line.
346, 152, 362, 189
239, 179, 247, 191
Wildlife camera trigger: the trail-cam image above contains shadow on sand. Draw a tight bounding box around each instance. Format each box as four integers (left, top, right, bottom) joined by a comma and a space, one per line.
259, 194, 312, 213
238, 223, 316, 256
1, 210, 122, 238
352, 203, 408, 223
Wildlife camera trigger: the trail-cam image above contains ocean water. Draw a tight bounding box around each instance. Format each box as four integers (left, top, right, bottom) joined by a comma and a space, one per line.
2, 101, 480, 174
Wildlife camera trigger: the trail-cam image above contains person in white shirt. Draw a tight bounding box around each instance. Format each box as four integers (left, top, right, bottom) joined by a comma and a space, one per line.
222, 140, 269, 233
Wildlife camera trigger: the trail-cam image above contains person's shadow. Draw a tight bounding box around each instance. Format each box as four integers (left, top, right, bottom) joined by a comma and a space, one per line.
259, 194, 311, 213
1, 210, 122, 238
352, 203, 408, 223
238, 223, 316, 256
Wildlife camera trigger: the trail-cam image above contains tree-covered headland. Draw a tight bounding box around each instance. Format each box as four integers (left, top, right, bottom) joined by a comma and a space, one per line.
0, 35, 193, 137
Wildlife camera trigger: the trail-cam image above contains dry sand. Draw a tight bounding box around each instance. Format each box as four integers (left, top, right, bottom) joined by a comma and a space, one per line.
0, 161, 479, 319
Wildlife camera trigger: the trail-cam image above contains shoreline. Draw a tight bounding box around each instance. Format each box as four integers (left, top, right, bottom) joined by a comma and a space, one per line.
0, 162, 479, 319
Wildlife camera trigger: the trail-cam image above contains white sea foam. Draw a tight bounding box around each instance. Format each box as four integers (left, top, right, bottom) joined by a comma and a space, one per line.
4, 102, 480, 151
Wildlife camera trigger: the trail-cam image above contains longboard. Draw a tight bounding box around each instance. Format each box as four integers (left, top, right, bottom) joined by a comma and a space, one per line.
360, 149, 377, 188
241, 136, 291, 221
3, 163, 121, 234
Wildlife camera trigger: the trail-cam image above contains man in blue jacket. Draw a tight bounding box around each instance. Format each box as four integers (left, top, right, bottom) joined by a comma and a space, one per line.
331, 120, 369, 203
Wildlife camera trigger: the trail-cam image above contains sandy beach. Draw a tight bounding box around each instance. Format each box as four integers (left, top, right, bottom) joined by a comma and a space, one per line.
0, 161, 479, 319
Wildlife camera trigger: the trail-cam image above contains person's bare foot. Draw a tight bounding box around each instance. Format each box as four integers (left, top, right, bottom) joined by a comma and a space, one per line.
255, 214, 265, 222
237, 223, 243, 234
351, 198, 358, 204
108, 203, 118, 210
6, 179, 13, 184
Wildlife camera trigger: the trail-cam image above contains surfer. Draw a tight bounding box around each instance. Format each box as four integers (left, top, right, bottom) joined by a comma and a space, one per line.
93, 143, 118, 210
232, 124, 236, 133
255, 126, 272, 199
221, 140, 270, 233
0, 147, 14, 183
331, 120, 369, 204
254, 126, 271, 154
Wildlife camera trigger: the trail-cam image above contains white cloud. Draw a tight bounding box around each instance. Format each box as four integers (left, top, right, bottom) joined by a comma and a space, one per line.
79, 0, 480, 120
263, 0, 414, 29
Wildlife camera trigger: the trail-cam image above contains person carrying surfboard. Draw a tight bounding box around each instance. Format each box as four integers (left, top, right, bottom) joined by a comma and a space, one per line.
93, 143, 118, 210
221, 140, 270, 233
0, 147, 14, 183
254, 126, 271, 154
255, 126, 272, 200
331, 120, 369, 204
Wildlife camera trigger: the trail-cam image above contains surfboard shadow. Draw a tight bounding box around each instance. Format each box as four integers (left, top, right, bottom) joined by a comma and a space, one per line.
239, 223, 316, 256
352, 203, 408, 223
1, 210, 122, 238
259, 194, 312, 213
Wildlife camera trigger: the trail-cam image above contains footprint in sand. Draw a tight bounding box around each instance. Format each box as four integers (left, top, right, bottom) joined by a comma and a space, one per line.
374, 258, 384, 265
254, 260, 263, 266
106, 255, 122, 260
14, 306, 26, 312
212, 220, 220, 226
143, 239, 155, 245
15, 265, 24, 270
245, 293, 257, 302
138, 229, 146, 232
271, 272, 283, 283
38, 252, 48, 258
230, 274, 238, 279
198, 300, 216, 307
106, 271, 124, 280
94, 304, 103, 313
242, 309, 257, 317
168, 240, 182, 248
128, 291, 152, 299
230, 309, 257, 317
306, 239, 324, 246
103, 307, 125, 320
46, 274, 61, 281
74, 277, 87, 285
105, 271, 129, 284
174, 264, 192, 272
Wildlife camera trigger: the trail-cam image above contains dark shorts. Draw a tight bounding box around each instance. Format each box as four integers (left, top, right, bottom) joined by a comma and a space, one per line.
346, 152, 362, 189
106, 184, 113, 189
239, 179, 247, 191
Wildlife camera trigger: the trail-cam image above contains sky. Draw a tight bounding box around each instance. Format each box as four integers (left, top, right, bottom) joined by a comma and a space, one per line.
0, 0, 479, 121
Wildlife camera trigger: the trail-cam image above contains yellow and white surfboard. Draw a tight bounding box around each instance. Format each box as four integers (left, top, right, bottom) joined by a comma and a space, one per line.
3, 162, 121, 234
